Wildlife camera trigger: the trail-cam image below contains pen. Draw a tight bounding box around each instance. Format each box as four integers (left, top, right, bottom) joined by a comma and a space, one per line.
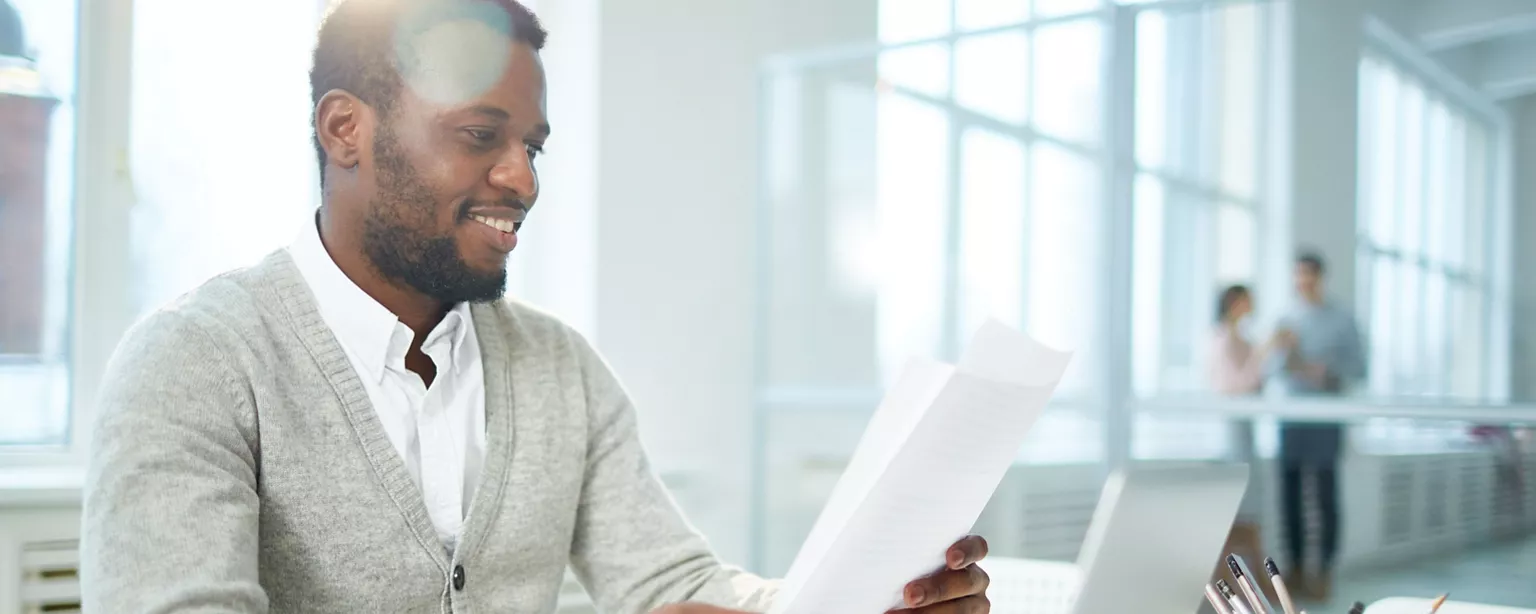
1227, 555, 1271, 614
1217, 579, 1255, 614
1428, 594, 1449, 613
1264, 557, 1299, 614
1205, 584, 1236, 614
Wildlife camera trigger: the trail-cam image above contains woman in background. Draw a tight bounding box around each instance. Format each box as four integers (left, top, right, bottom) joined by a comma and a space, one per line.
1211, 284, 1289, 394
1209, 284, 1292, 604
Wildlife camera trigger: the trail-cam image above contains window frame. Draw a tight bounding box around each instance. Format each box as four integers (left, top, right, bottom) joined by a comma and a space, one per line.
1129, 1, 1274, 399
1, 0, 131, 468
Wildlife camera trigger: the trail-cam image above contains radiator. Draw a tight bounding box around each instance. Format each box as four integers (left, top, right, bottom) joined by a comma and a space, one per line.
0, 508, 82, 614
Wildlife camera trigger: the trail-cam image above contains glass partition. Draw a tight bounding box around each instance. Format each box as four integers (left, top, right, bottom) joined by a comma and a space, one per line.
753, 3, 1530, 611
752, 0, 1285, 576
755, 3, 1114, 575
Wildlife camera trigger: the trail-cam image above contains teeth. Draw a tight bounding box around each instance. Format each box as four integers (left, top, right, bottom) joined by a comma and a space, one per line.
470, 214, 517, 233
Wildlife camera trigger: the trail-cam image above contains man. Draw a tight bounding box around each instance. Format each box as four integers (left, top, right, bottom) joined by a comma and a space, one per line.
80, 1, 992, 612
1269, 251, 1366, 601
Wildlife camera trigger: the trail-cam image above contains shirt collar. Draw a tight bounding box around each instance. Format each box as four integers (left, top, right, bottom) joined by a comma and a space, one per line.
288, 213, 407, 384
289, 212, 479, 383
425, 302, 476, 378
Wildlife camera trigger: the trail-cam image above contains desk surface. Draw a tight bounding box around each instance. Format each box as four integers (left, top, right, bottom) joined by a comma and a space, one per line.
1368, 597, 1536, 614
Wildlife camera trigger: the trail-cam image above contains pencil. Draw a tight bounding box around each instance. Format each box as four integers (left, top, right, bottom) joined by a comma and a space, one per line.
1264, 558, 1299, 614
1227, 555, 1270, 614
1428, 593, 1449, 613
1217, 579, 1255, 614
1205, 584, 1236, 614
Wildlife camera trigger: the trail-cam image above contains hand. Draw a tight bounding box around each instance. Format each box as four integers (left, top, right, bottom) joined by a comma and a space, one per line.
650, 604, 751, 614
1269, 329, 1297, 350
894, 535, 991, 613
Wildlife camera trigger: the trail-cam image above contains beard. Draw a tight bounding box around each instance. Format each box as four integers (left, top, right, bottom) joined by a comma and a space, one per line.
362, 123, 508, 304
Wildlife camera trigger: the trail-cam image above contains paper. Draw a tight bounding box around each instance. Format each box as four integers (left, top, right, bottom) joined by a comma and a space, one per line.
770, 320, 1073, 614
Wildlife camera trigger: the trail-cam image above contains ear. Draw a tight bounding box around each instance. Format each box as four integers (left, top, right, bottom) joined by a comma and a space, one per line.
315, 90, 367, 173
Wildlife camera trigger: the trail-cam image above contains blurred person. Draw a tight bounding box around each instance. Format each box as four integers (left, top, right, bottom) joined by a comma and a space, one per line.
1269, 252, 1366, 601
1208, 284, 1291, 604
79, 1, 993, 612
1210, 284, 1293, 395
1470, 424, 1526, 538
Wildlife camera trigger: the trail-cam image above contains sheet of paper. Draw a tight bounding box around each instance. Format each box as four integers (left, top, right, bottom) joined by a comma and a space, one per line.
771, 320, 1072, 614
776, 357, 953, 602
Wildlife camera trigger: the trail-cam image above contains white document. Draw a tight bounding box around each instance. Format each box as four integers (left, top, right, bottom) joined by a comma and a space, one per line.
770, 320, 1073, 614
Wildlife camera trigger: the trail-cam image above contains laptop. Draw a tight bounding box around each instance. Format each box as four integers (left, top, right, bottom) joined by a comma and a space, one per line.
1068, 463, 1251, 614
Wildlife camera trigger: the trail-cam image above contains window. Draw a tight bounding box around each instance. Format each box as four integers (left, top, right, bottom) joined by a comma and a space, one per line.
1128, 1, 1276, 460
873, 0, 1110, 463
760, 0, 1284, 468
0, 0, 78, 447
1131, 2, 1271, 398
756, 0, 1115, 574
1356, 53, 1496, 402
129, 1, 322, 317
1, 0, 330, 449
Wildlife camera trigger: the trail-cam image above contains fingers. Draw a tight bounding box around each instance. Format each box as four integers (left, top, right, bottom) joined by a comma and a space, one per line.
947, 535, 989, 569
905, 565, 990, 609
905, 594, 991, 614
651, 604, 753, 614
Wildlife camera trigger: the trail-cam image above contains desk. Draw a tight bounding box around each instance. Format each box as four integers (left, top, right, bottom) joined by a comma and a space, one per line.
1367, 598, 1536, 614
982, 557, 1081, 614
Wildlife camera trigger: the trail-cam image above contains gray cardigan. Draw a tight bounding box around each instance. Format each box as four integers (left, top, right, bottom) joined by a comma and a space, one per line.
81, 250, 775, 613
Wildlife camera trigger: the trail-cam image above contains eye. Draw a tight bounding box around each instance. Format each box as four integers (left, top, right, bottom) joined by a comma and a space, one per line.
465, 128, 497, 144
525, 142, 545, 161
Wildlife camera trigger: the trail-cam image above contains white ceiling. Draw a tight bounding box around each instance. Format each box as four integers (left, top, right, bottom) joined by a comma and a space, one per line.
1372, 0, 1536, 101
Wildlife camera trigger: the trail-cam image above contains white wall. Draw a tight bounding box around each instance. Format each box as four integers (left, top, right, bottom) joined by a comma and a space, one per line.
591, 0, 874, 565
1282, 0, 1365, 311
505, 0, 601, 336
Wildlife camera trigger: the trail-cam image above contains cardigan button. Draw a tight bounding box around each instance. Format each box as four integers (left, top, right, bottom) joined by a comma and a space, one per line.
452, 565, 466, 591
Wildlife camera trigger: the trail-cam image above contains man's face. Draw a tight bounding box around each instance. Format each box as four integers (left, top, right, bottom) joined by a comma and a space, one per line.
356, 27, 548, 305
1294, 262, 1322, 300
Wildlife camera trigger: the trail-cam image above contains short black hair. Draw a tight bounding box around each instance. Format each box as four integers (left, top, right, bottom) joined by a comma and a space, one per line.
1216, 284, 1250, 323
310, 0, 547, 183
1296, 251, 1326, 276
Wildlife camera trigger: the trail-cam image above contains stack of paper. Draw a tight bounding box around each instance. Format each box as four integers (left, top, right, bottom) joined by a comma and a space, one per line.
770, 320, 1072, 614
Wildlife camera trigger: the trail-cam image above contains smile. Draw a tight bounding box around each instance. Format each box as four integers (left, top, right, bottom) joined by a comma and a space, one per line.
470, 214, 518, 233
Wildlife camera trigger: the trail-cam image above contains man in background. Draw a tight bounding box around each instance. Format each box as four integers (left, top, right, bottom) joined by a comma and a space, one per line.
1270, 251, 1366, 601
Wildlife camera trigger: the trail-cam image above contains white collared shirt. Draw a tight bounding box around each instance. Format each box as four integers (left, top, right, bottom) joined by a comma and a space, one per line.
288, 219, 487, 553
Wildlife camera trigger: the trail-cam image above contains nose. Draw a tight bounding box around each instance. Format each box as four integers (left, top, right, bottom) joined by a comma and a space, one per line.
487, 147, 538, 205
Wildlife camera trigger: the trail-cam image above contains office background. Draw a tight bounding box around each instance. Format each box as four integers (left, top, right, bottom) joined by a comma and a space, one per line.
1, 0, 1535, 611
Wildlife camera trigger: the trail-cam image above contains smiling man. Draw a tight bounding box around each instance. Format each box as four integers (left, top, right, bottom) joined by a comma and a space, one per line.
79, 1, 991, 612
